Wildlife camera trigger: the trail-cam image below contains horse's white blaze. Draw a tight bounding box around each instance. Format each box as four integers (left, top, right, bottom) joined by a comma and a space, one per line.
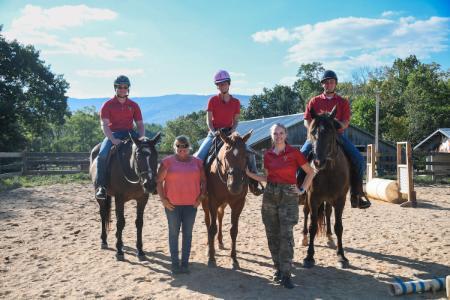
233, 148, 238, 156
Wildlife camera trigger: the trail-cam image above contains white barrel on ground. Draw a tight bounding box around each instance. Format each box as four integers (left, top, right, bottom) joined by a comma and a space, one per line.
365, 178, 406, 204
388, 277, 446, 296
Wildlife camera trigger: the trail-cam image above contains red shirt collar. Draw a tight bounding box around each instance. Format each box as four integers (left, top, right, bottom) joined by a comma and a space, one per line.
113, 96, 129, 104
267, 144, 294, 156
320, 93, 337, 100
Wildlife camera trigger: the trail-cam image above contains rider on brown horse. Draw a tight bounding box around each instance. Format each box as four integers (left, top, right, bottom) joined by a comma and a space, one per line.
194, 70, 264, 195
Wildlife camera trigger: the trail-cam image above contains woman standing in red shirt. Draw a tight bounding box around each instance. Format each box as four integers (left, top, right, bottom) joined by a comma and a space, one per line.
246, 123, 315, 289
156, 135, 207, 275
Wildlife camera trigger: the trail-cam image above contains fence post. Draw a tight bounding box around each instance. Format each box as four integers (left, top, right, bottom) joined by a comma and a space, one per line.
21, 151, 27, 175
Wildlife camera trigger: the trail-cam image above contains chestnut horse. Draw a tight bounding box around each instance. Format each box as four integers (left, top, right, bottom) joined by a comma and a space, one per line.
303, 106, 350, 269
202, 130, 252, 268
89, 133, 160, 261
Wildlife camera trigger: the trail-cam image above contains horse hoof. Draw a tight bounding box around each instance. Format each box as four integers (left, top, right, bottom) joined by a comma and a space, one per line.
101, 243, 108, 249
302, 239, 308, 247
232, 259, 240, 270
303, 258, 315, 269
208, 259, 217, 268
337, 259, 349, 269
116, 253, 125, 261
137, 251, 146, 261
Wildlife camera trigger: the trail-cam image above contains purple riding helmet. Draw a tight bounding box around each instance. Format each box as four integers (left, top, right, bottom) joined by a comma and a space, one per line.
214, 70, 231, 84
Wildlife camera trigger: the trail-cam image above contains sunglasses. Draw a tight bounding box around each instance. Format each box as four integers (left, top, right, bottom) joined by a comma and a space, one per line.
176, 144, 189, 149
117, 86, 129, 90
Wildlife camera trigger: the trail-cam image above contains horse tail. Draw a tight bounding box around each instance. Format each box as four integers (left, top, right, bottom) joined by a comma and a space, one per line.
317, 202, 326, 236
100, 196, 112, 232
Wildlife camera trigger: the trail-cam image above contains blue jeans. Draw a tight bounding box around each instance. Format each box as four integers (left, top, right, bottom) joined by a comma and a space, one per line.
95, 130, 138, 186
165, 205, 197, 266
300, 134, 365, 194
194, 131, 215, 161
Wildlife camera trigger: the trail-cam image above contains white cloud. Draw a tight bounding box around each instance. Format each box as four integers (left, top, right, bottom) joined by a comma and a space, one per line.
9, 4, 116, 31
251, 27, 295, 43
279, 76, 298, 86
76, 69, 145, 78
252, 16, 450, 80
4, 4, 142, 61
381, 10, 403, 18
229, 72, 246, 77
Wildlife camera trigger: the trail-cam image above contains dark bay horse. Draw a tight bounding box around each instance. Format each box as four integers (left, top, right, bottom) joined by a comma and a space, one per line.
202, 130, 252, 268
303, 106, 350, 269
89, 133, 160, 261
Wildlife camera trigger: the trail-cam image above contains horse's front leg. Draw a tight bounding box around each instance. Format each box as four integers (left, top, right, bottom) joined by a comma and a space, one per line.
334, 200, 349, 268
230, 201, 244, 269
302, 201, 309, 247
135, 195, 148, 260
207, 202, 218, 267
325, 203, 335, 248
217, 203, 226, 249
303, 201, 318, 268
115, 196, 126, 261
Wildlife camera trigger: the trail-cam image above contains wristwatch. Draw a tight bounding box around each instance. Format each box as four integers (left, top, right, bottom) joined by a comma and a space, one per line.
298, 187, 306, 195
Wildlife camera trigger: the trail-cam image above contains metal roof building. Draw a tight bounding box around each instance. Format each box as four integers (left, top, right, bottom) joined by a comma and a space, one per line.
413, 128, 450, 152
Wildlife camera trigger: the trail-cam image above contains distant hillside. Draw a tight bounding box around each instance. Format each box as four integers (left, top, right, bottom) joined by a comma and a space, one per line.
68, 94, 251, 125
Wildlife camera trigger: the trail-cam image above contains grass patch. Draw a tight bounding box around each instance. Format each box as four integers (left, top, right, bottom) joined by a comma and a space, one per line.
0, 173, 90, 192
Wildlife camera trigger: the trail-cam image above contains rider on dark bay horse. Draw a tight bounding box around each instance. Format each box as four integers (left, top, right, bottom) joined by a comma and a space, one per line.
194, 70, 263, 195
95, 75, 147, 200
299, 70, 371, 209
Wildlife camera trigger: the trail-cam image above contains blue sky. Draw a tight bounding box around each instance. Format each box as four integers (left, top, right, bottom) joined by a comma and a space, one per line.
1, 0, 449, 98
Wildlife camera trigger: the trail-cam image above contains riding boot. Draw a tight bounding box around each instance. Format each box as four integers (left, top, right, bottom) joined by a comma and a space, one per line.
280, 273, 295, 289
247, 151, 264, 196
350, 175, 371, 209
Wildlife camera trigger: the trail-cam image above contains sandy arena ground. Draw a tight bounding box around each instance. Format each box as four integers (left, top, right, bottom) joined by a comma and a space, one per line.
0, 183, 449, 299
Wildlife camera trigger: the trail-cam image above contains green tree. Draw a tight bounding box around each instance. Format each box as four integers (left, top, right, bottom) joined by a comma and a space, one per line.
145, 123, 163, 139
292, 62, 325, 110
37, 107, 103, 152
242, 85, 300, 120
0, 28, 69, 151
350, 96, 376, 133
160, 111, 208, 152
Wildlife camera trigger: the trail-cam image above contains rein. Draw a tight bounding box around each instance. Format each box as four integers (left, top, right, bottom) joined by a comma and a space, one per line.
116, 143, 148, 185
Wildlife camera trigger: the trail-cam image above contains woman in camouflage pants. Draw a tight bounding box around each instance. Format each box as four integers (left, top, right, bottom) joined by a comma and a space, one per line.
246, 123, 315, 289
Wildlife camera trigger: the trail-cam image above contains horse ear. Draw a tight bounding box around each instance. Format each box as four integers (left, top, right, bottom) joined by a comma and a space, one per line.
150, 132, 161, 145
242, 130, 253, 143
310, 107, 318, 119
129, 132, 139, 145
218, 130, 231, 144
330, 105, 337, 119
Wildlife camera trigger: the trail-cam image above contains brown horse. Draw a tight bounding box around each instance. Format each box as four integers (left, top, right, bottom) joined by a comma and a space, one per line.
301, 201, 335, 249
202, 130, 252, 268
303, 106, 350, 269
89, 133, 160, 261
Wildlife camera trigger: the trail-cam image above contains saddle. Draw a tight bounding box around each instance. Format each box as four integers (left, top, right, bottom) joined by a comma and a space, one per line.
204, 128, 233, 170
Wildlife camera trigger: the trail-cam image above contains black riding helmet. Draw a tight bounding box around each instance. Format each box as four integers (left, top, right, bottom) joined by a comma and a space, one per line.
321, 70, 338, 83
114, 75, 131, 88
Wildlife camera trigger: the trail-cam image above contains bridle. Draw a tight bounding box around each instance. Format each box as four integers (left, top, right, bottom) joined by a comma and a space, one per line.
116, 142, 152, 185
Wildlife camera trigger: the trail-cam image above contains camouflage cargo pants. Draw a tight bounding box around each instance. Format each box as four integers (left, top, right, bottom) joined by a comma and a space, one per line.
261, 182, 299, 276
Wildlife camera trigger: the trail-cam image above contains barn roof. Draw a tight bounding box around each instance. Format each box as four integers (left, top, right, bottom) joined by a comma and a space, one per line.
236, 113, 304, 146
413, 128, 450, 151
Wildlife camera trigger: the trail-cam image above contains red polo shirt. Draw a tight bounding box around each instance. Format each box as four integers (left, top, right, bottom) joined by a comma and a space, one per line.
304, 93, 350, 134
264, 144, 308, 184
206, 95, 240, 129
100, 97, 143, 131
